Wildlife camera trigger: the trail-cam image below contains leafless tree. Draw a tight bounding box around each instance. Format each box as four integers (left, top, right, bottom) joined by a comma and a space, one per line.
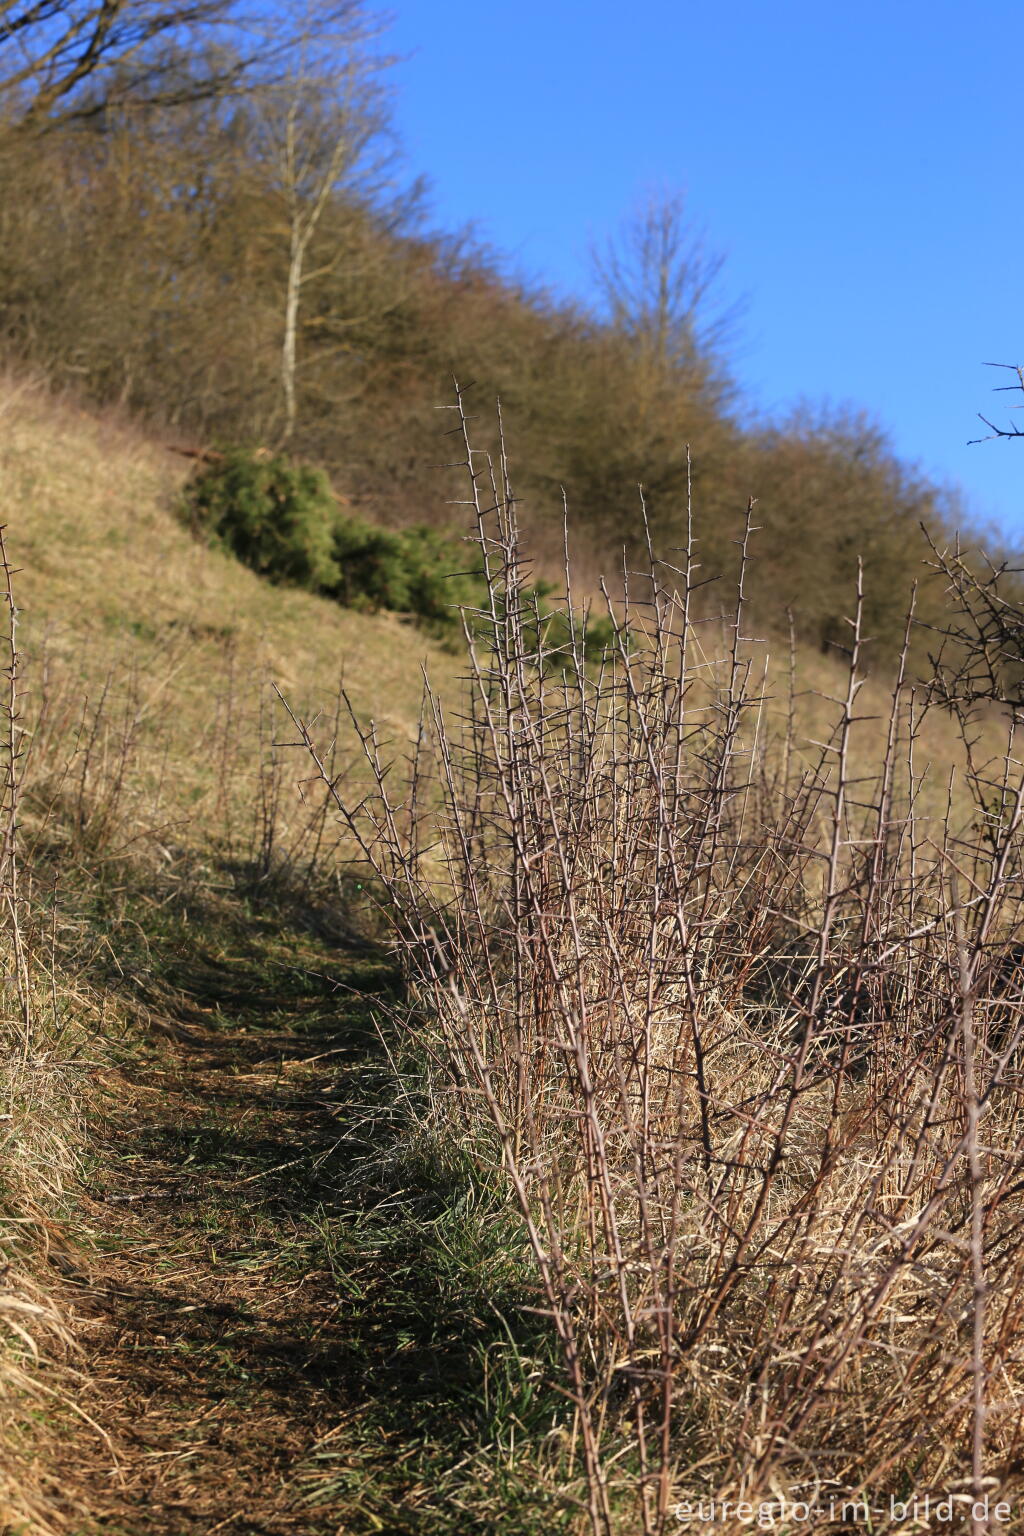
255, 2, 396, 441
592, 185, 744, 374
0, 0, 380, 128
0, 0, 243, 123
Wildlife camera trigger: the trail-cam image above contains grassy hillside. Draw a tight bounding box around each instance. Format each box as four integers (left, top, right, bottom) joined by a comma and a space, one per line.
0, 374, 973, 832
0, 97, 972, 661
1, 381, 1020, 1534
0, 380, 478, 1532
3, 378, 464, 789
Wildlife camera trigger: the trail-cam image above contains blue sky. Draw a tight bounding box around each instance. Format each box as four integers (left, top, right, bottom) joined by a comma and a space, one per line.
385, 0, 1024, 541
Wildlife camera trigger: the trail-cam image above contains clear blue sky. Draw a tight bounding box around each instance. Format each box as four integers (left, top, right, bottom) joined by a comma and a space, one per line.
385, 0, 1024, 542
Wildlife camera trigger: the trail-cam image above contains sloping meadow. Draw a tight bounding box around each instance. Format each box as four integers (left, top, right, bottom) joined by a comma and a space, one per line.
0, 379, 468, 1528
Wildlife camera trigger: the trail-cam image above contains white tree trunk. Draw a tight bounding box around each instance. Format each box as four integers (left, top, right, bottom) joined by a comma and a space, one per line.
281, 225, 303, 443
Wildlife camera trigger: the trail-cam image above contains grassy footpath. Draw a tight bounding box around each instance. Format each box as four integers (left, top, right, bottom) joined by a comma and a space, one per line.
42, 866, 572, 1535
0, 378, 575, 1533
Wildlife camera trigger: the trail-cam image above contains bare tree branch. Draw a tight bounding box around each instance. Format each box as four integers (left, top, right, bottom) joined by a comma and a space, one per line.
968, 362, 1024, 444
0, 0, 382, 129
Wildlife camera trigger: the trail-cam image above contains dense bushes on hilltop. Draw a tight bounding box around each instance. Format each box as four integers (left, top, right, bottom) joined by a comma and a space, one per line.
0, 7, 972, 649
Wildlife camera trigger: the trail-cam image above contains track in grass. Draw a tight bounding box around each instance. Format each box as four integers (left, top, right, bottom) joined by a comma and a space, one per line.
46, 889, 569, 1536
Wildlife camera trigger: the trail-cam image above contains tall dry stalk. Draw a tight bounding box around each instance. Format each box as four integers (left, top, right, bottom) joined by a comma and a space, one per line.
0, 526, 87, 1530
0, 525, 31, 1053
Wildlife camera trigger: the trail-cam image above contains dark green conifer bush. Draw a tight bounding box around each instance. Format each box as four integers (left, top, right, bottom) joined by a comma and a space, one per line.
184, 450, 617, 658
184, 451, 340, 591
184, 450, 483, 633
329, 519, 483, 630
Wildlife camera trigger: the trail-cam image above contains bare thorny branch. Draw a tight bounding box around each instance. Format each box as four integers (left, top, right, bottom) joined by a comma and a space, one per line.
283, 395, 1024, 1535
969, 362, 1024, 444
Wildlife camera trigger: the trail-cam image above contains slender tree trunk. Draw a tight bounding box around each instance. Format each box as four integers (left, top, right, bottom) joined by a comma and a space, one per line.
281, 222, 304, 442
276, 87, 355, 443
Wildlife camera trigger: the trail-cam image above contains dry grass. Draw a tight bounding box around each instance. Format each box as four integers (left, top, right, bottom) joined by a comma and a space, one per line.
0, 508, 85, 1534
0, 374, 473, 1529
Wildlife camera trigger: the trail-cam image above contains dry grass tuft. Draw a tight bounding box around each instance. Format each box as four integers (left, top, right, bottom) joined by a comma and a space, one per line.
0, 516, 86, 1534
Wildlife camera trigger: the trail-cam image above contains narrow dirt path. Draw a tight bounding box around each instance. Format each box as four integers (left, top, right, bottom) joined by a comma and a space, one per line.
48, 904, 408, 1535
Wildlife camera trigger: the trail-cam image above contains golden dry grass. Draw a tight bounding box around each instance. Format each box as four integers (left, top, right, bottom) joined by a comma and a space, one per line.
0, 374, 466, 840
0, 375, 473, 1531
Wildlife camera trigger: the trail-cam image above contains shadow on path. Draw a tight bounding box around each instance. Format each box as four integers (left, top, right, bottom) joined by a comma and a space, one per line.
49, 883, 565, 1536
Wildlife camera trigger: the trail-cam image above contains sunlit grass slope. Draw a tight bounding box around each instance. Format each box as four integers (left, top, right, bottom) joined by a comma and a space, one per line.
0, 374, 994, 859
0, 376, 466, 837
